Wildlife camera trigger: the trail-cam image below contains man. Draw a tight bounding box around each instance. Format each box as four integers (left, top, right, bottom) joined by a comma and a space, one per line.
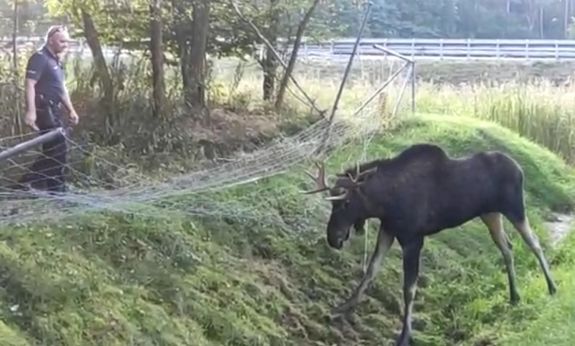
17, 25, 79, 193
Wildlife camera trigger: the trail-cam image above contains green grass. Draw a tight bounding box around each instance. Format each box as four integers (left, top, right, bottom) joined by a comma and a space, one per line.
1, 114, 575, 345
496, 236, 575, 346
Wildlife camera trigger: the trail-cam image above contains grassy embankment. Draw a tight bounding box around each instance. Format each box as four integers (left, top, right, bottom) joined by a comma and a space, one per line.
1, 111, 575, 345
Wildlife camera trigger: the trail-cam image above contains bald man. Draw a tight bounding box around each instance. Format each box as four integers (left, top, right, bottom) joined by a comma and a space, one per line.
17, 25, 79, 193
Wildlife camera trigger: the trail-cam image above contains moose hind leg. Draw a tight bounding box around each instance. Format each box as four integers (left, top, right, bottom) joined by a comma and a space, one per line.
395, 237, 424, 346
481, 212, 520, 304
510, 216, 557, 295
332, 228, 395, 314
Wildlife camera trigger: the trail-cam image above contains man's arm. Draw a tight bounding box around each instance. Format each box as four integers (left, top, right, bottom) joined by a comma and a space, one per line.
25, 78, 37, 114
24, 53, 45, 130
61, 84, 76, 114
61, 84, 78, 125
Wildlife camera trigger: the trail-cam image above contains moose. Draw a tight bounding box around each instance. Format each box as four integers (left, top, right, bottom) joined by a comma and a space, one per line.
303, 143, 557, 346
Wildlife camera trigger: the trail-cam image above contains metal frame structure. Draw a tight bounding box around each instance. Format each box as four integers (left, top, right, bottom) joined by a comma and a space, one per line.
0, 127, 66, 163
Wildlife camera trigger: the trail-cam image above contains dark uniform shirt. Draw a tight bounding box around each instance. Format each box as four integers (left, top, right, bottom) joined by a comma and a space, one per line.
25, 46, 65, 105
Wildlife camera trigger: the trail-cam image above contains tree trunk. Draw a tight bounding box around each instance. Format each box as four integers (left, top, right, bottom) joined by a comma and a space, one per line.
172, 1, 192, 100
262, 46, 277, 101
275, 0, 320, 110
150, 0, 166, 118
262, 0, 279, 101
81, 10, 115, 130
188, 0, 210, 109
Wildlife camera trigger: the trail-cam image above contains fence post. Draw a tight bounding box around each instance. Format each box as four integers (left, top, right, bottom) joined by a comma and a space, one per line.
439, 38, 443, 60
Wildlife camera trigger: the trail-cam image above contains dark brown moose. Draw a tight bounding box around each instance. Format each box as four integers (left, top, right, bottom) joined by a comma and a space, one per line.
303, 143, 557, 346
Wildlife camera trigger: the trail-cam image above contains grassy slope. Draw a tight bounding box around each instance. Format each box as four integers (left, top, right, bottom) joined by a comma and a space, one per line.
1, 114, 575, 346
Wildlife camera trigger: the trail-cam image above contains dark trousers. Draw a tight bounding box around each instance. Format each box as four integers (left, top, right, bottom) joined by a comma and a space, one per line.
19, 105, 68, 192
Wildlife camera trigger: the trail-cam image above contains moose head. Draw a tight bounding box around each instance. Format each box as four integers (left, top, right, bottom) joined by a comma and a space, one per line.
302, 161, 378, 249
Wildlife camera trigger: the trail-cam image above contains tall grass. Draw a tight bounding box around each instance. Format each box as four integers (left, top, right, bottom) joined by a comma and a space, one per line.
416, 80, 575, 164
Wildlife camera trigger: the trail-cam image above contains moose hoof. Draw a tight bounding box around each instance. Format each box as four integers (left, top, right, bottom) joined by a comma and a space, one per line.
549, 283, 558, 296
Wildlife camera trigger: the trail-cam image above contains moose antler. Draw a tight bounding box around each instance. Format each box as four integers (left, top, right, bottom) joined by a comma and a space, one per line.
343, 162, 378, 184
302, 161, 331, 194
353, 167, 378, 183
345, 162, 361, 182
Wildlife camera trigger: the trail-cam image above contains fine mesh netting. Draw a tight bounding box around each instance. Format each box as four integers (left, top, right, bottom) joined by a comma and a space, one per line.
0, 46, 414, 228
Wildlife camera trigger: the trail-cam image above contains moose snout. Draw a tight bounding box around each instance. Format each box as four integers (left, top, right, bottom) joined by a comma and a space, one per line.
327, 227, 349, 249
327, 217, 352, 250
328, 236, 344, 249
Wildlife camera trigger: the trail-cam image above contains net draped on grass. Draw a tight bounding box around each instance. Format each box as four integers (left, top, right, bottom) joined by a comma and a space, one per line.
0, 53, 413, 227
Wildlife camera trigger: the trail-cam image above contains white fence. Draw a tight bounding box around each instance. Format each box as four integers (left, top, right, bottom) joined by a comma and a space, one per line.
294, 38, 575, 61
8, 36, 575, 62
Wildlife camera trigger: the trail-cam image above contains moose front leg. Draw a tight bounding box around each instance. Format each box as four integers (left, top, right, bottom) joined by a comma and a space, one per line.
395, 237, 424, 346
332, 227, 395, 314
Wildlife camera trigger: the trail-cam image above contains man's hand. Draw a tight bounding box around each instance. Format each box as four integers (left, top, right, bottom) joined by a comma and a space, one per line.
24, 110, 38, 131
69, 111, 79, 126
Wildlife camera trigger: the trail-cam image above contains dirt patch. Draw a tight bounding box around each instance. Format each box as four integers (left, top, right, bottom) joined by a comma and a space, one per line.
181, 108, 281, 148
71, 101, 315, 168
544, 212, 574, 247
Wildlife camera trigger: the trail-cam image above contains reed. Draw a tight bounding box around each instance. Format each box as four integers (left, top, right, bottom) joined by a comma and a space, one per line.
415, 80, 575, 163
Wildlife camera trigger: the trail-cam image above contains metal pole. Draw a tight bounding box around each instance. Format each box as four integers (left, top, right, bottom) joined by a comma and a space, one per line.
351, 61, 409, 117
372, 44, 414, 64
0, 127, 66, 163
318, 1, 373, 154
391, 63, 413, 117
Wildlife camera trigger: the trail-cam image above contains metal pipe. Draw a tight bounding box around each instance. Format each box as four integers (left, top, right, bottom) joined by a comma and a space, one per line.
351, 61, 409, 117
391, 63, 413, 117
0, 127, 66, 163
318, 1, 373, 154
372, 44, 415, 63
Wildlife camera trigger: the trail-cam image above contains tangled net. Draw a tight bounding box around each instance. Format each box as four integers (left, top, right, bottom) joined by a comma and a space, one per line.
0, 44, 414, 228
